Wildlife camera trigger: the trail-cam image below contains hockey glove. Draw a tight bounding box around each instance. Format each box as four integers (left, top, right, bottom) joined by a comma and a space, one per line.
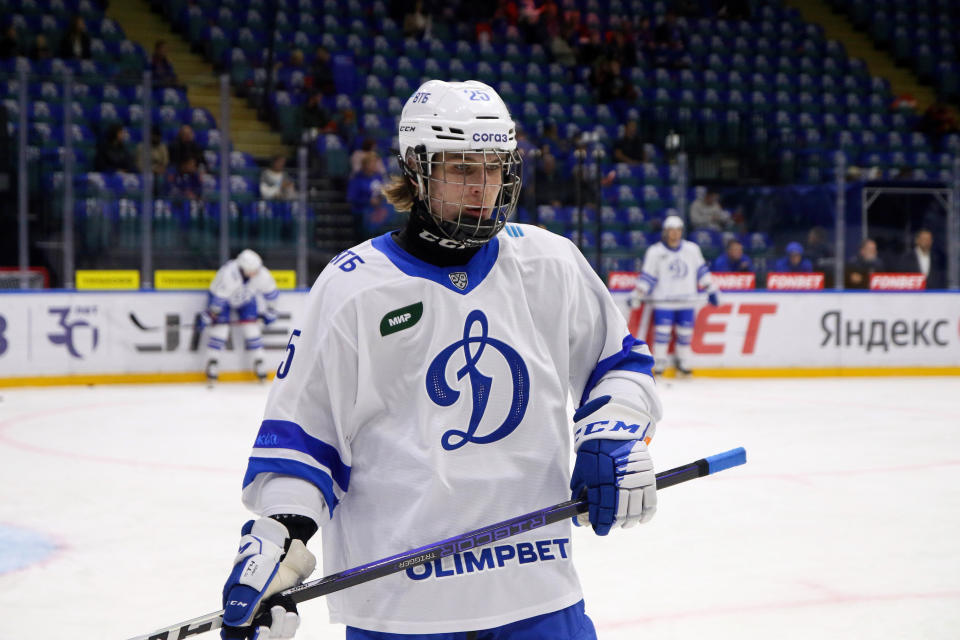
259, 308, 279, 325
221, 518, 316, 640
197, 309, 217, 330
708, 292, 720, 307
570, 395, 657, 536
627, 288, 645, 309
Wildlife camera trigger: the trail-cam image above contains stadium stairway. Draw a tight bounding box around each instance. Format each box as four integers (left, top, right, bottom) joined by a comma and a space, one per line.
106, 0, 290, 160
783, 0, 949, 116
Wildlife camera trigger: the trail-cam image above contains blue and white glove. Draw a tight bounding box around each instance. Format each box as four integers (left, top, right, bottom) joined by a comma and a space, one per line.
708, 291, 720, 307
197, 309, 217, 330
570, 395, 657, 536
259, 308, 278, 325
221, 518, 316, 640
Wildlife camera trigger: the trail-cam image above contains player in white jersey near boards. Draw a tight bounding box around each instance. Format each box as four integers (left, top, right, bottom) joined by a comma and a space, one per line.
197, 249, 280, 385
218, 80, 664, 640
630, 216, 719, 376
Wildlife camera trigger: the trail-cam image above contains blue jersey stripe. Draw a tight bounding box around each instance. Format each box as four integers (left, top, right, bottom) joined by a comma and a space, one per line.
251, 419, 351, 492
579, 335, 655, 407
263, 290, 279, 300
242, 457, 340, 515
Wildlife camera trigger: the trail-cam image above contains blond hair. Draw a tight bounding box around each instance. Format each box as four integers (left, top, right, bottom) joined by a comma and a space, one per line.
381, 174, 417, 212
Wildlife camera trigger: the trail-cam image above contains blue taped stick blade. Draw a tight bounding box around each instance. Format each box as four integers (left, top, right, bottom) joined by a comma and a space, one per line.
705, 447, 747, 474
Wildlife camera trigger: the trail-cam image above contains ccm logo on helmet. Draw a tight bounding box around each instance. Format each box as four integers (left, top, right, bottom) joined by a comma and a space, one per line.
473, 132, 509, 142
400, 125, 417, 132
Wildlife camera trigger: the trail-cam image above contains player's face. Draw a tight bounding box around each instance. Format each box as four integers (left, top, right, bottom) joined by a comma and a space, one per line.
665, 228, 682, 247
428, 151, 504, 222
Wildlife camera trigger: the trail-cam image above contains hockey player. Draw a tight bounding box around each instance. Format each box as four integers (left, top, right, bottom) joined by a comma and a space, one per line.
630, 215, 719, 376
198, 249, 279, 384
218, 80, 663, 640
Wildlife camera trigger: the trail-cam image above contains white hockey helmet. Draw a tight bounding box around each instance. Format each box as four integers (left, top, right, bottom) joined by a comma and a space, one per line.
236, 249, 263, 276
663, 215, 685, 231
397, 79, 522, 247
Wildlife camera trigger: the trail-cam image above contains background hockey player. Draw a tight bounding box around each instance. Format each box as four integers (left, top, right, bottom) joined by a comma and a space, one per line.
218, 79, 664, 640
197, 249, 279, 384
630, 215, 719, 376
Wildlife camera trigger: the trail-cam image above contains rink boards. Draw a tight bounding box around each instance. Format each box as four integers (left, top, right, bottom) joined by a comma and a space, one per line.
0, 289, 958, 385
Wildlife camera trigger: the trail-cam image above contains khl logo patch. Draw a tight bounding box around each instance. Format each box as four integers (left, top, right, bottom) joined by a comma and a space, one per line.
425, 309, 529, 451
449, 271, 468, 290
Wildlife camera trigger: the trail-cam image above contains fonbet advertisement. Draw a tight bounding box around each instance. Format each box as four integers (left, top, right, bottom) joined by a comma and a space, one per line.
607, 272, 960, 370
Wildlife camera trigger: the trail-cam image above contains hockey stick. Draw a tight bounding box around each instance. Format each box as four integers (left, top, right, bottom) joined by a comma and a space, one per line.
125, 447, 746, 640
128, 312, 264, 331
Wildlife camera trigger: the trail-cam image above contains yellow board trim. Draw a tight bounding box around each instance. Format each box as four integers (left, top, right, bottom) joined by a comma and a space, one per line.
1, 368, 957, 388
153, 270, 297, 290
0, 371, 275, 388
272, 270, 296, 289
76, 270, 140, 290
154, 270, 217, 290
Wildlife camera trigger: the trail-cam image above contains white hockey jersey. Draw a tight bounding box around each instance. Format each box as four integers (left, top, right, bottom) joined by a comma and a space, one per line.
241, 224, 658, 634
209, 260, 279, 308
635, 239, 717, 309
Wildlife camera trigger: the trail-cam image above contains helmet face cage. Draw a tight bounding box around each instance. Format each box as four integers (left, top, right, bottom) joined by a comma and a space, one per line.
404, 147, 523, 247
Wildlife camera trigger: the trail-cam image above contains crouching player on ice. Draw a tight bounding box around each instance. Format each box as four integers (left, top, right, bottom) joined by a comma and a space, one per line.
197, 249, 280, 385
218, 80, 664, 639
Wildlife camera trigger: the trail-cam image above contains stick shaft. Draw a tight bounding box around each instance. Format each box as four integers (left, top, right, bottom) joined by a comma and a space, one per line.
127, 447, 746, 640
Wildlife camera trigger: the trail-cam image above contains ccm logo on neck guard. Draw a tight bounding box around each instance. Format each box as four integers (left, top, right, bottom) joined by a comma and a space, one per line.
473, 132, 508, 142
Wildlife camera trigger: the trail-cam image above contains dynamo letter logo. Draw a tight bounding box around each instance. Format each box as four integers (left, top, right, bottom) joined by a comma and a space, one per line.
425, 310, 529, 451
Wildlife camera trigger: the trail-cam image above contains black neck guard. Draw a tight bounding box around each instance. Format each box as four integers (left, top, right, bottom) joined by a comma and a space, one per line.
392, 201, 484, 267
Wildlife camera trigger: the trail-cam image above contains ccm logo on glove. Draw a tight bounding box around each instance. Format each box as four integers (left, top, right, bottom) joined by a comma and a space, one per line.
574, 419, 651, 443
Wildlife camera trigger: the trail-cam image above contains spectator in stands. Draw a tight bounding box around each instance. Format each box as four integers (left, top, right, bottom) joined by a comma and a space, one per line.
774, 242, 812, 273
689, 187, 732, 231
805, 225, 833, 272
346, 152, 386, 227
712, 239, 754, 273
169, 125, 205, 172
273, 49, 308, 94
350, 139, 386, 177
635, 16, 657, 59
260, 155, 297, 201
605, 27, 637, 69
613, 119, 645, 164
403, 0, 432, 40
900, 228, 945, 289
28, 35, 52, 61
59, 15, 91, 60
845, 238, 886, 289
151, 40, 178, 87
95, 124, 136, 173
333, 107, 359, 150
652, 11, 686, 68
550, 30, 577, 68
169, 156, 203, 201
0, 25, 22, 59
539, 119, 567, 159
567, 136, 615, 205
308, 46, 335, 97
534, 150, 571, 206
303, 92, 332, 132
593, 59, 634, 105
136, 125, 169, 190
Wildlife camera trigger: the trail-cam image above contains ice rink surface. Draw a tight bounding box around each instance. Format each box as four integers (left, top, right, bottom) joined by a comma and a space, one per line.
1, 376, 959, 640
